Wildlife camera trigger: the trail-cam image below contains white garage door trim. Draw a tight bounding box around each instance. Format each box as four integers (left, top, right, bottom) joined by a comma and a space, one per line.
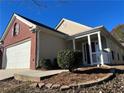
6, 40, 31, 69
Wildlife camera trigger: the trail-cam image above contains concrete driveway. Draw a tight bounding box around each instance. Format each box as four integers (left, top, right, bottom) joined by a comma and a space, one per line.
0, 69, 67, 81
0, 69, 29, 81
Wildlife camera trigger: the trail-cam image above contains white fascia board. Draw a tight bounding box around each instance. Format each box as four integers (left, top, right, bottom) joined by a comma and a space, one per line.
55, 18, 65, 29
1, 13, 36, 41
1, 15, 15, 41
14, 14, 36, 29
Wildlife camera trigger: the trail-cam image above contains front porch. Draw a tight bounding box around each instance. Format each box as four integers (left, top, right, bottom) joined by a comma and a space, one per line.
68, 31, 111, 66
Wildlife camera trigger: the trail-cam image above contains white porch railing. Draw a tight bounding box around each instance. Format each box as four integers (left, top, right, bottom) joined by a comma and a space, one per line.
103, 52, 111, 64
92, 52, 101, 64
92, 51, 110, 64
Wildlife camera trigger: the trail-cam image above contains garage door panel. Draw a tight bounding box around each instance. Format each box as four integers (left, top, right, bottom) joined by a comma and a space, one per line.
6, 40, 31, 69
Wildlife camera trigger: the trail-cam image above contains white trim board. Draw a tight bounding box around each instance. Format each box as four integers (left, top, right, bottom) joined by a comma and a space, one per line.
1, 13, 36, 41
5, 38, 31, 48
55, 18, 93, 30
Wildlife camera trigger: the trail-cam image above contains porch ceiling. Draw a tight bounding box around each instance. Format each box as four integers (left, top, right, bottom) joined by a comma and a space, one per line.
67, 25, 103, 40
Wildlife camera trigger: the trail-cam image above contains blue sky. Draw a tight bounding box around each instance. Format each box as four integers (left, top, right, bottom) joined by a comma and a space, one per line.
0, 0, 124, 37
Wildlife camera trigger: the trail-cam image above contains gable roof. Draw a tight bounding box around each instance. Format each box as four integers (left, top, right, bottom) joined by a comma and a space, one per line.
1, 13, 68, 41
1, 13, 36, 41
55, 18, 93, 36
17, 14, 68, 36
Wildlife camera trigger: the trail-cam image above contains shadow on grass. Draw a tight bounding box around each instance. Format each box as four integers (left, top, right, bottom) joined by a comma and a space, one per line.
74, 68, 124, 74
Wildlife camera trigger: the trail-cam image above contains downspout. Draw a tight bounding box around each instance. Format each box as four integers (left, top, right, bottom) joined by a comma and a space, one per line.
36, 29, 40, 68
1, 42, 6, 69
72, 39, 76, 51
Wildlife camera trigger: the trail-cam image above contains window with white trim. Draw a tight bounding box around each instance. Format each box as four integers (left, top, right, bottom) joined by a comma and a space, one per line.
12, 23, 20, 36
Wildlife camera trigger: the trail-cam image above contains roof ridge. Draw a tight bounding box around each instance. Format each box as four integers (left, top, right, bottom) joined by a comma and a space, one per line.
14, 13, 68, 36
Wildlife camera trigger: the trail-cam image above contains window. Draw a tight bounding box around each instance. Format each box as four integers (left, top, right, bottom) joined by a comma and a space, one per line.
111, 50, 114, 60
12, 23, 20, 36
117, 53, 119, 61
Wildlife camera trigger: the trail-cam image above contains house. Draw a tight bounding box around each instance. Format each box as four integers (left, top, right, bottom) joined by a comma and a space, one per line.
56, 18, 124, 65
0, 13, 124, 69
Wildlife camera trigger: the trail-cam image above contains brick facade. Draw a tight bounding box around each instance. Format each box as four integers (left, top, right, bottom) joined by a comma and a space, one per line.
3, 17, 37, 69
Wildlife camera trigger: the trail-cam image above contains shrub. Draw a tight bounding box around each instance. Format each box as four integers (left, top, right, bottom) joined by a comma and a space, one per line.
39, 58, 52, 70
57, 49, 82, 72
52, 58, 60, 69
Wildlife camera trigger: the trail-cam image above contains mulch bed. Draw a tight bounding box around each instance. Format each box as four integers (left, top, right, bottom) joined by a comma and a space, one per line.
0, 79, 30, 92
0, 67, 123, 93
40, 68, 110, 85
1, 73, 123, 93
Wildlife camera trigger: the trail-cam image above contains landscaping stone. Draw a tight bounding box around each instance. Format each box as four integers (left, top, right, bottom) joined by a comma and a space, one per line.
69, 83, 78, 88
78, 83, 85, 88
38, 83, 45, 88
45, 83, 52, 89
60, 85, 70, 90
51, 84, 61, 89
29, 83, 38, 88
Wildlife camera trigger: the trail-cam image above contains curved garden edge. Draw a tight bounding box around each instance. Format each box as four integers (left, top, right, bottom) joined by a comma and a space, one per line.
77, 73, 114, 88
30, 72, 115, 91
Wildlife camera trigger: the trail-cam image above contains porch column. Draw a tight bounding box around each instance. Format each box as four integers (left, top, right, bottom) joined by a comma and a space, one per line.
73, 39, 76, 51
97, 32, 104, 65
88, 35, 93, 65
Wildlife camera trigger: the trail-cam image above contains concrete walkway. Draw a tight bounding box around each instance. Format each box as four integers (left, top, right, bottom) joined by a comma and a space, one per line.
0, 69, 67, 81
0, 69, 29, 81
103, 65, 124, 70
14, 69, 67, 81
16, 69, 67, 77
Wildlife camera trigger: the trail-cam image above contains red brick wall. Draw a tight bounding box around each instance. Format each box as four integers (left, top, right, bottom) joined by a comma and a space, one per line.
0, 50, 2, 69
3, 17, 36, 69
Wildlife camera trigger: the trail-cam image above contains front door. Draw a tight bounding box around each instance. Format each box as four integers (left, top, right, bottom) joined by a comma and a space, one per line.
91, 41, 100, 64
82, 41, 99, 65
82, 43, 91, 65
